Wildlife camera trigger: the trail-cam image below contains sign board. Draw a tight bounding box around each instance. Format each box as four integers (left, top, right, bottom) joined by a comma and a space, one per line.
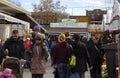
77, 17, 89, 22
62, 19, 76, 23
50, 22, 88, 28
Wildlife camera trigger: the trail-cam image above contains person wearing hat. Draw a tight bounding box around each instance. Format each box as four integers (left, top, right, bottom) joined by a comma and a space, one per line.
52, 34, 72, 78
31, 25, 42, 45
0, 68, 15, 78
30, 34, 49, 78
3, 30, 25, 61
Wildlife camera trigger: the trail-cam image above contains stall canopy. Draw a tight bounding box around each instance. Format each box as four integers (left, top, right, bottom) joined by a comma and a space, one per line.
0, 12, 29, 26
15, 14, 47, 33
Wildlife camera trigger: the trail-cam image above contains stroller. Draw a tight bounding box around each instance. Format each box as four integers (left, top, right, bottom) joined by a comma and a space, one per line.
2, 57, 23, 78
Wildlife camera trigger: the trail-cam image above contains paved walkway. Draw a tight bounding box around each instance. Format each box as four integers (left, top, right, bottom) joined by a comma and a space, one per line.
23, 58, 54, 78
23, 58, 91, 78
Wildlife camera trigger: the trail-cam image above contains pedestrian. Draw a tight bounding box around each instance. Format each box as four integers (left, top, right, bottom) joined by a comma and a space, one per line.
24, 36, 32, 68
87, 36, 103, 78
64, 32, 74, 45
52, 34, 72, 78
31, 25, 42, 45
70, 34, 92, 78
31, 34, 49, 78
3, 30, 25, 61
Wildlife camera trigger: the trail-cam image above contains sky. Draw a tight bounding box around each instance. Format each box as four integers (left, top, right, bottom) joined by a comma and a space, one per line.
18, 0, 114, 16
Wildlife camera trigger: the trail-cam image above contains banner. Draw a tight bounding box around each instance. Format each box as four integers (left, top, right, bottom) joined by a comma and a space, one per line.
110, 0, 120, 24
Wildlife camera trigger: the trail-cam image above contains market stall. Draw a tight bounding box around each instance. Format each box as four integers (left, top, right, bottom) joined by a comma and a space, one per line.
0, 12, 30, 40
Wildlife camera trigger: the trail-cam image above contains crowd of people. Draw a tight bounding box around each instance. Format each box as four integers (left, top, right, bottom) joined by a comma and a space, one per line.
0, 25, 113, 78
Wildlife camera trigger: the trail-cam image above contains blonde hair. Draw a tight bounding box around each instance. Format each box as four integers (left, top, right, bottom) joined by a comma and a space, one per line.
58, 34, 66, 43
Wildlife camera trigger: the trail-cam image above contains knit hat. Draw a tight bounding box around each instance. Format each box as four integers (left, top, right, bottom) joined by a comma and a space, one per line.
4, 68, 12, 74
33, 25, 40, 31
58, 34, 66, 43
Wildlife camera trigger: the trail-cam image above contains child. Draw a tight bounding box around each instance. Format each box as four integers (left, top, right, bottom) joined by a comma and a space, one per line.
0, 68, 15, 78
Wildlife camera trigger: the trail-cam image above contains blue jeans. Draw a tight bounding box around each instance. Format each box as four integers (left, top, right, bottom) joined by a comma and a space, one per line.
70, 72, 79, 78
57, 63, 70, 78
32, 74, 43, 78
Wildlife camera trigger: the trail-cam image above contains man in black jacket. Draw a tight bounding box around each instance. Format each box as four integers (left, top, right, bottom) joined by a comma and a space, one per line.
3, 30, 25, 61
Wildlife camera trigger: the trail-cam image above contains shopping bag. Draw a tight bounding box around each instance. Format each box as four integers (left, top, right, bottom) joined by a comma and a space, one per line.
69, 54, 76, 67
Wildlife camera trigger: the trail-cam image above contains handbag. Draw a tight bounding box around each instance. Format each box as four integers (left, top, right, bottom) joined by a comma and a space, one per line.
69, 54, 76, 67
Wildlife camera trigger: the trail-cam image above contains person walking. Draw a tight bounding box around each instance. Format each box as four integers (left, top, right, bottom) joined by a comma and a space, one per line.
31, 25, 42, 45
64, 32, 74, 45
52, 34, 72, 78
87, 36, 103, 78
31, 34, 49, 78
3, 30, 25, 61
70, 34, 92, 78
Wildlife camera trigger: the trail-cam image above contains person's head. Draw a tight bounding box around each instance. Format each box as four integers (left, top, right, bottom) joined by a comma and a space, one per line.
35, 34, 44, 45
73, 34, 80, 41
91, 36, 98, 44
58, 34, 66, 43
12, 30, 19, 39
64, 32, 71, 38
33, 25, 40, 34
4, 68, 12, 77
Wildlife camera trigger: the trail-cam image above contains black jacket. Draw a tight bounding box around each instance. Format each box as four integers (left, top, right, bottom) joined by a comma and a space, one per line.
3, 37, 25, 59
87, 39, 102, 67
71, 41, 92, 73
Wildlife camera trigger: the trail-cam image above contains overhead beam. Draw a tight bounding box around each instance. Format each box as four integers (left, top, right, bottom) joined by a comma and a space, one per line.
0, 0, 31, 15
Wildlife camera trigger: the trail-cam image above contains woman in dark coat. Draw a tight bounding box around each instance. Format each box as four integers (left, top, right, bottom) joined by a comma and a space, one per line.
52, 34, 72, 78
71, 34, 92, 78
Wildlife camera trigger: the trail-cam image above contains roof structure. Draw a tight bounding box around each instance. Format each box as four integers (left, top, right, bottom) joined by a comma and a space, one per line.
0, 0, 31, 15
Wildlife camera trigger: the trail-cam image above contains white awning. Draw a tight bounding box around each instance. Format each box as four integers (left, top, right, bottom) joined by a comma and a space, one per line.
0, 12, 30, 27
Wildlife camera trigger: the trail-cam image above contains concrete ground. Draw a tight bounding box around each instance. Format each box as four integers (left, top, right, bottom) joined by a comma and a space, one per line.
23, 58, 91, 78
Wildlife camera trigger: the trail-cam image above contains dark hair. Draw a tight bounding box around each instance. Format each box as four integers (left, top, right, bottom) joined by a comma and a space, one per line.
12, 30, 18, 34
73, 34, 80, 41
64, 32, 70, 37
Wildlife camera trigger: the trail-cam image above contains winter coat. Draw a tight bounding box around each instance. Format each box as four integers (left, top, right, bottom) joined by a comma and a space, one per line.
31, 44, 49, 74
52, 41, 72, 65
25, 40, 31, 50
3, 37, 25, 59
87, 40, 102, 68
66, 38, 74, 45
71, 41, 92, 73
